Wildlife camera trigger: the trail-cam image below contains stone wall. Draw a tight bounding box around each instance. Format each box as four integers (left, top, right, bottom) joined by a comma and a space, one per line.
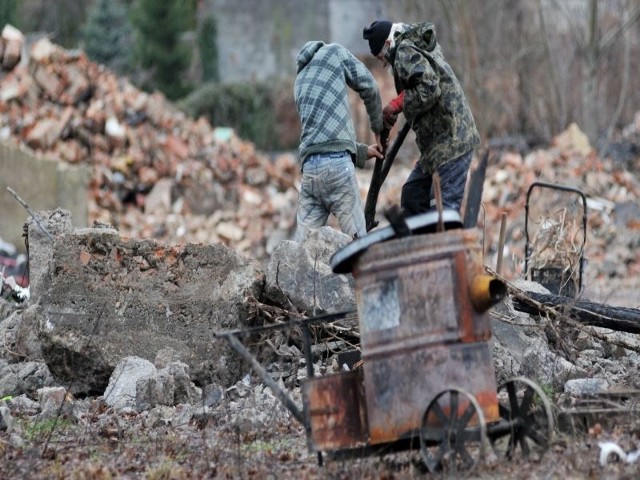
206, 0, 387, 83
0, 143, 89, 250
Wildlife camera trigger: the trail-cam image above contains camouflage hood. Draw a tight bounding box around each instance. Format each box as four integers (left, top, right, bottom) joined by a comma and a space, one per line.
385, 22, 437, 65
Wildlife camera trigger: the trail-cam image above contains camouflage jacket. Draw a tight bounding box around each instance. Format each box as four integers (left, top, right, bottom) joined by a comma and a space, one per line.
385, 22, 480, 173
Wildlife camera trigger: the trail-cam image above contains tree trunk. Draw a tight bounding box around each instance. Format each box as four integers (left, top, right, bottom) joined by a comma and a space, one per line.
582, 0, 600, 143
513, 290, 640, 334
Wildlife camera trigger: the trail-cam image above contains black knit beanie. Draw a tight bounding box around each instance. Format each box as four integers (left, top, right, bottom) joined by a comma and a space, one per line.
363, 20, 392, 56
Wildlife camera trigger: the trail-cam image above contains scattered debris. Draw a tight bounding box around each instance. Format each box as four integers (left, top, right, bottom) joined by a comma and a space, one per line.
0, 25, 640, 479
599, 441, 640, 466
0, 274, 29, 301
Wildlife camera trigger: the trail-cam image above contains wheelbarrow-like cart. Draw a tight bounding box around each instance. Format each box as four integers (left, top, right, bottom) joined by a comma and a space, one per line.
216, 211, 554, 473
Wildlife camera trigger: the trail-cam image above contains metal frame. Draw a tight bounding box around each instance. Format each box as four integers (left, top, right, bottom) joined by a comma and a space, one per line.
523, 181, 587, 294
216, 315, 554, 471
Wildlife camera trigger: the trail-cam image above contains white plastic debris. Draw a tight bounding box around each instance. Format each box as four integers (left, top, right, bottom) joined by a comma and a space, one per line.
105, 116, 126, 139
628, 450, 640, 464
598, 441, 640, 466
0, 271, 30, 301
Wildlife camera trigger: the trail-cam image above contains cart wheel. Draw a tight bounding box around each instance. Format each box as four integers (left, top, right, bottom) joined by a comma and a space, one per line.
491, 377, 554, 461
419, 387, 487, 474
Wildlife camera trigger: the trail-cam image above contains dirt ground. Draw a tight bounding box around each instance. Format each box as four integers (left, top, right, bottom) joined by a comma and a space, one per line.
2, 396, 640, 479
3, 316, 640, 480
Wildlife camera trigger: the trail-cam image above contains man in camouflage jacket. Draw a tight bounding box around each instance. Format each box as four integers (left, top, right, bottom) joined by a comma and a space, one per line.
363, 20, 480, 216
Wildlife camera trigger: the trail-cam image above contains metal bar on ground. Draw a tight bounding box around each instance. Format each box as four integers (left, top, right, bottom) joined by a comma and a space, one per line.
225, 333, 305, 425
214, 309, 357, 338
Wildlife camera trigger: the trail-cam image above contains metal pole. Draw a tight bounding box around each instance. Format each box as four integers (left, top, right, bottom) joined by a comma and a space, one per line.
300, 324, 323, 466
496, 212, 508, 275
226, 334, 304, 425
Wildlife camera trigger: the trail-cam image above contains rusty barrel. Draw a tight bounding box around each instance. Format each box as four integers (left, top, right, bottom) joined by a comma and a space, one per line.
352, 228, 500, 445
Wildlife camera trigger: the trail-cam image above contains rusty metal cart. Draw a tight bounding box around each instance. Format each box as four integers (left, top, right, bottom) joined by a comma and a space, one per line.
216, 210, 554, 473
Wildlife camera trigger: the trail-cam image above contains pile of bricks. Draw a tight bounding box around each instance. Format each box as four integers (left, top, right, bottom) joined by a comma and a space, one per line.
0, 30, 301, 262
0, 24, 22, 72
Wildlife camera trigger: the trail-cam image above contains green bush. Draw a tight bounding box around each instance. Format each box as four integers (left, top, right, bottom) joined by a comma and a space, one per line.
130, 0, 193, 100
178, 81, 292, 151
0, 0, 19, 27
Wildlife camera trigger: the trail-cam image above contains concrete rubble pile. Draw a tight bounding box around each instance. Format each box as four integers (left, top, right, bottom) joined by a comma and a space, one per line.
1, 30, 639, 285
1, 32, 640, 478
0, 32, 299, 264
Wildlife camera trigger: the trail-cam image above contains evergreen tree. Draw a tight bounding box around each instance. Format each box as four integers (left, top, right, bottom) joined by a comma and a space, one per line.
0, 0, 19, 28
83, 0, 133, 75
130, 0, 193, 100
197, 15, 219, 83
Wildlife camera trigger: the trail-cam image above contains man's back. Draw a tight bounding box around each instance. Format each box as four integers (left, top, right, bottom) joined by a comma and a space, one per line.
294, 41, 382, 164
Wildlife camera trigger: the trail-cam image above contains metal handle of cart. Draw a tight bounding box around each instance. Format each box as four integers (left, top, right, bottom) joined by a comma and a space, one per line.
214, 310, 358, 466
523, 181, 587, 295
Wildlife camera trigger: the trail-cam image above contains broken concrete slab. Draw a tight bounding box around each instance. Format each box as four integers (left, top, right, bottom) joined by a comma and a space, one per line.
26, 208, 74, 303
135, 361, 202, 412
35, 227, 265, 395
103, 356, 156, 410
265, 226, 356, 315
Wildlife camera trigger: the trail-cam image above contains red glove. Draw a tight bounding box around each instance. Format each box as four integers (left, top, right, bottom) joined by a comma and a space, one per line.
383, 91, 404, 130
388, 91, 405, 113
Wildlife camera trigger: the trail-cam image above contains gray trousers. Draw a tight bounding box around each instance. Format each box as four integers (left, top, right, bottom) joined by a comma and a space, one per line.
294, 151, 365, 242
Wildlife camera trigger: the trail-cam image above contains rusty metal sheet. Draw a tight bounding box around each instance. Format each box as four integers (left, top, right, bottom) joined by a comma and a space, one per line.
302, 370, 368, 452
355, 229, 492, 349
363, 341, 499, 445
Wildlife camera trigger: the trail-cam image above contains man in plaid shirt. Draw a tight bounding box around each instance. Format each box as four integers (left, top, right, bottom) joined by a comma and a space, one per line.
293, 41, 385, 242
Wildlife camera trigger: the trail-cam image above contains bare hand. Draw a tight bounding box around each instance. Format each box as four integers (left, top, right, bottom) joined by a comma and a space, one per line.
367, 143, 384, 160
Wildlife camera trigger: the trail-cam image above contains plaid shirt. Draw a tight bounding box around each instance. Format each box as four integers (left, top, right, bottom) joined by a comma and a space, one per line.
294, 42, 383, 165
